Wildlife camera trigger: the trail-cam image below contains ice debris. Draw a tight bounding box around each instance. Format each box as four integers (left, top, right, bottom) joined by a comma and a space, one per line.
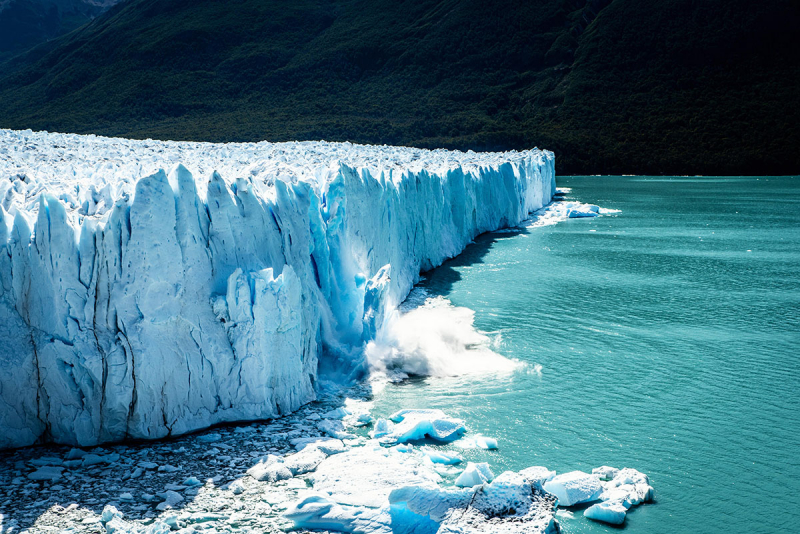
583, 467, 654, 525
542, 471, 603, 506
376, 409, 467, 443
454, 462, 495, 487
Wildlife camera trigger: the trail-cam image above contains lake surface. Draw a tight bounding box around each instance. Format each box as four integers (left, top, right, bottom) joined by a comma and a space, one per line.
371, 176, 800, 533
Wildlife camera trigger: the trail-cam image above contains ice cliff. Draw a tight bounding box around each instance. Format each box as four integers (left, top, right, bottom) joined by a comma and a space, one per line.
0, 129, 555, 449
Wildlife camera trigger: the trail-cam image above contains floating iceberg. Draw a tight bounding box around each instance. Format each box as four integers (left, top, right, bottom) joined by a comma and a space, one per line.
379, 409, 467, 443
584, 500, 628, 525
0, 129, 555, 448
583, 467, 654, 524
535, 465, 654, 525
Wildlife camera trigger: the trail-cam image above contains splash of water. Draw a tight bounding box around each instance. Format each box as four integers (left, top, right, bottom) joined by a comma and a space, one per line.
365, 291, 522, 381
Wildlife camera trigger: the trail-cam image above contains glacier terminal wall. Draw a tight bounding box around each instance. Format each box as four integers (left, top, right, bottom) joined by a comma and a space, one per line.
0, 130, 555, 448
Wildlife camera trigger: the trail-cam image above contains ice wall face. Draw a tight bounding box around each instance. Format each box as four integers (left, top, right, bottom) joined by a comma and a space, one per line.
0, 130, 555, 449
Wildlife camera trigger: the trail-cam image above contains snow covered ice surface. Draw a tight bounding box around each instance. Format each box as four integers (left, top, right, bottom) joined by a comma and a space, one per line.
0, 129, 555, 449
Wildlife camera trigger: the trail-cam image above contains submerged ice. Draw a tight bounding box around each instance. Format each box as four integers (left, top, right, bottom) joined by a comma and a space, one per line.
0, 129, 555, 449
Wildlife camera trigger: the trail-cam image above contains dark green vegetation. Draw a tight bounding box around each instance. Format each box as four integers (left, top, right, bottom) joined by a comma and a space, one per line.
1, 0, 798, 175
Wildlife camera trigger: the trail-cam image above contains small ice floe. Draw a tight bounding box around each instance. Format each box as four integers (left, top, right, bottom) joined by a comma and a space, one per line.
565, 202, 600, 218
584, 500, 628, 525
538, 466, 654, 526
454, 462, 494, 487
377, 409, 466, 443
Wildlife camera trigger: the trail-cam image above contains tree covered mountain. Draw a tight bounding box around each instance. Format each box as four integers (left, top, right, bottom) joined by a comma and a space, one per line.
0, 0, 797, 175
0, 0, 123, 61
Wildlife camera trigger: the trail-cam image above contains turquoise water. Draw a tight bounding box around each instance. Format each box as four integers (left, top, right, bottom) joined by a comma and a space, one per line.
371, 176, 800, 533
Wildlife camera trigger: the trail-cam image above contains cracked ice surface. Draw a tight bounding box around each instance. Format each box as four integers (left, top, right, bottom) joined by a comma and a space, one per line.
0, 129, 556, 449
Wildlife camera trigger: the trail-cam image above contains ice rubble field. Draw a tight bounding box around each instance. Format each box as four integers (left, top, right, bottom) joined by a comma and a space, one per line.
0, 390, 654, 534
0, 129, 557, 449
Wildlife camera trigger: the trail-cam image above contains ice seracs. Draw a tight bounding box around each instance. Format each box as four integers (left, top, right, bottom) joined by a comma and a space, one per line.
0, 129, 555, 449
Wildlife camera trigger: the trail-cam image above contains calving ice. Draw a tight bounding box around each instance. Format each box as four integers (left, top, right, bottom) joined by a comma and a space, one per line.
0, 129, 555, 449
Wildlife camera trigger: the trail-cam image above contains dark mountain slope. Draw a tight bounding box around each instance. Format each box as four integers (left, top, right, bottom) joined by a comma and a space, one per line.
0, 0, 797, 175
0, 0, 123, 62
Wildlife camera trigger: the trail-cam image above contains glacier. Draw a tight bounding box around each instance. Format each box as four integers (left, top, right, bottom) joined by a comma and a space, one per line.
0, 129, 555, 449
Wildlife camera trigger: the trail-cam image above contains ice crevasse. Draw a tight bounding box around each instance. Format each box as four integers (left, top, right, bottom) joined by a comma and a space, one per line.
0, 129, 556, 449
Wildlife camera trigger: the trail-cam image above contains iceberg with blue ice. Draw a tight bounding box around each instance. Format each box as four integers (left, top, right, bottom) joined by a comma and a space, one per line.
0, 129, 555, 449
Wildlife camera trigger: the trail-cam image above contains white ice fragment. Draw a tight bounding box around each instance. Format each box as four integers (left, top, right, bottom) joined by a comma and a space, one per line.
290, 437, 346, 455
247, 456, 293, 482
519, 466, 556, 487
182, 476, 202, 487
584, 500, 627, 525
28, 466, 64, 481
420, 447, 462, 465
100, 505, 123, 523
592, 466, 619, 481
598, 467, 654, 507
454, 462, 494, 487
155, 490, 184, 511
369, 418, 394, 439
229, 480, 245, 495
542, 471, 602, 506
322, 407, 351, 420
30, 457, 63, 466
317, 419, 355, 440
65, 448, 87, 460
284, 447, 328, 475
83, 453, 120, 467
381, 409, 466, 443
566, 202, 600, 218
157, 465, 179, 473
453, 434, 498, 449
197, 433, 222, 443
309, 441, 441, 508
